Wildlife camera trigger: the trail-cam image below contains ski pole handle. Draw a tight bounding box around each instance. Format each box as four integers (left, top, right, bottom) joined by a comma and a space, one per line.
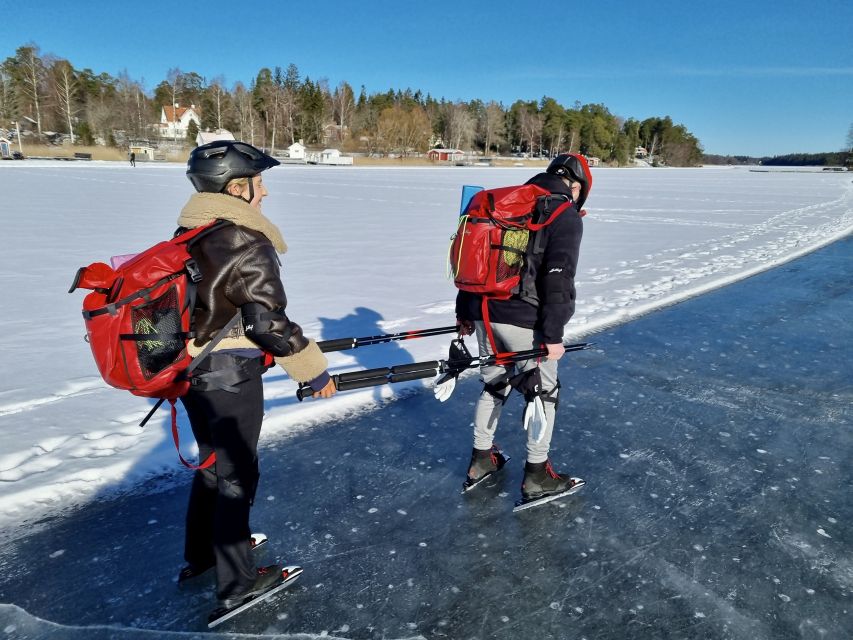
295, 365, 439, 401
317, 337, 357, 352
297, 373, 390, 401
296, 384, 315, 401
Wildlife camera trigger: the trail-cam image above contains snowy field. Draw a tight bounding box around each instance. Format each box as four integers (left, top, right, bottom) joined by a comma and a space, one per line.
0, 162, 851, 531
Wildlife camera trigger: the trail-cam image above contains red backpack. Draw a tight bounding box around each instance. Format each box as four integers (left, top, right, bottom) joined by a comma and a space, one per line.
448, 184, 575, 353
68, 221, 242, 468
449, 184, 575, 294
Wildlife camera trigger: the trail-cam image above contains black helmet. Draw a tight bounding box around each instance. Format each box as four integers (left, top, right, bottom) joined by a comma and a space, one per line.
186, 141, 280, 193
546, 153, 593, 209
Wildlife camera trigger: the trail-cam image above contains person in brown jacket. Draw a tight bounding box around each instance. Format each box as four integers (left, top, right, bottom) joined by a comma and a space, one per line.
178, 141, 335, 615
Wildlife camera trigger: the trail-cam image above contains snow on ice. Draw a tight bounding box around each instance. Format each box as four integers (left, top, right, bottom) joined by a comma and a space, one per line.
0, 162, 851, 529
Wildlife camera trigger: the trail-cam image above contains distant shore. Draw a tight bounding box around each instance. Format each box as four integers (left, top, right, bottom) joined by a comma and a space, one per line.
10, 144, 555, 168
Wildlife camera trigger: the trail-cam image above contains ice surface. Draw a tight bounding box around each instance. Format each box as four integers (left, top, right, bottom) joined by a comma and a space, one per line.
0, 236, 850, 638
0, 163, 851, 530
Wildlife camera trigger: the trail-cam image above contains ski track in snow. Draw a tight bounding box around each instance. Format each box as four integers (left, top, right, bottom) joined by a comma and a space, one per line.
0, 163, 852, 529
0, 376, 105, 418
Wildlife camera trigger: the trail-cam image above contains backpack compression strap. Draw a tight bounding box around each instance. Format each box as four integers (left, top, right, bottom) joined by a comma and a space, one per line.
169, 398, 216, 470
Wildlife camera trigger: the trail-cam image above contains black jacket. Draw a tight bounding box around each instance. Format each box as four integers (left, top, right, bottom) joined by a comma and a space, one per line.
455, 173, 583, 343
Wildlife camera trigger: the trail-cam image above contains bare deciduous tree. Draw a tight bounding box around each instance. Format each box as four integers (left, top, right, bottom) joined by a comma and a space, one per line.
480, 101, 506, 155
332, 81, 354, 144
208, 76, 227, 131
51, 59, 78, 143
166, 67, 183, 143
87, 98, 114, 145
376, 105, 430, 156
0, 66, 14, 122
519, 109, 543, 155
233, 82, 259, 145
448, 102, 476, 152
16, 45, 46, 135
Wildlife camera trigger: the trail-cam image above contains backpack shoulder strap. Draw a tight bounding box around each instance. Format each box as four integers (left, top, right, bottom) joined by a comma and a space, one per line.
181, 219, 235, 248
528, 195, 572, 231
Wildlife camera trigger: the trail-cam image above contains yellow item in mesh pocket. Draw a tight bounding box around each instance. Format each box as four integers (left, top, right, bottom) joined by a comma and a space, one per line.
502, 229, 529, 266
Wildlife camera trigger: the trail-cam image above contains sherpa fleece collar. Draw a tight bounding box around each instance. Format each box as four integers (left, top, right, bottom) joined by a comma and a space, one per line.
177, 192, 287, 253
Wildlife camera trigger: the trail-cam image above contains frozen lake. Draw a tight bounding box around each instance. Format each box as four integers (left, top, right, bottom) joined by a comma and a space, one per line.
0, 163, 851, 528
0, 231, 850, 639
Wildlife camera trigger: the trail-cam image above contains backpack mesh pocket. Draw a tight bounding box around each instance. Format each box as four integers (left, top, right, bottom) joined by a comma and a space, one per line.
495, 229, 528, 283
130, 286, 185, 378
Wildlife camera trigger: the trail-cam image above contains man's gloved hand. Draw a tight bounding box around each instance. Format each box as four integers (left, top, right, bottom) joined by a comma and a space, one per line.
456, 318, 475, 336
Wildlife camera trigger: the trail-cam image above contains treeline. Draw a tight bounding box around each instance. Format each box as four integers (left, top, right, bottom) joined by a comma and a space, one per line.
1, 43, 704, 166
703, 152, 851, 166
761, 152, 850, 167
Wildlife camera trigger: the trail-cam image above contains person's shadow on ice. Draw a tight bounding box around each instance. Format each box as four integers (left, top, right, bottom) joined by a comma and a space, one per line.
318, 307, 415, 404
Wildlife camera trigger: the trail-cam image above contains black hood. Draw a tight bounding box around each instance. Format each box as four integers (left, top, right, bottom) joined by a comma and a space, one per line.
525, 172, 575, 200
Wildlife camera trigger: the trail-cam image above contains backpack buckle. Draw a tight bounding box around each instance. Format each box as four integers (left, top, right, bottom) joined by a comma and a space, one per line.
185, 260, 203, 283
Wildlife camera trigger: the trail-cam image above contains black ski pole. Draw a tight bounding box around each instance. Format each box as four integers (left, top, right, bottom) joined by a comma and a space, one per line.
297, 342, 594, 400
317, 325, 458, 353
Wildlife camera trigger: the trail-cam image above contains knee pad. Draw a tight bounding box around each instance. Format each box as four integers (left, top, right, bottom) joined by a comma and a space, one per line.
482, 377, 510, 404
196, 466, 218, 491
544, 379, 561, 411
217, 467, 259, 504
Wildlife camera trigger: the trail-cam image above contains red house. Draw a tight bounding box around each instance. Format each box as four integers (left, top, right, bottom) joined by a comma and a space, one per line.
428, 148, 464, 162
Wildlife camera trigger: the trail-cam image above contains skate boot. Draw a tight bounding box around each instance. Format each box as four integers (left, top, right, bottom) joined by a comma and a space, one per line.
517, 460, 585, 510
178, 532, 268, 583
462, 445, 509, 492
218, 564, 285, 610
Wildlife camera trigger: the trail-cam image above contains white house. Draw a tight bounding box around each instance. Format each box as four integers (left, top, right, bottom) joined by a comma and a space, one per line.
157, 103, 201, 139
308, 148, 353, 166
196, 129, 235, 146
128, 142, 155, 161
287, 141, 306, 159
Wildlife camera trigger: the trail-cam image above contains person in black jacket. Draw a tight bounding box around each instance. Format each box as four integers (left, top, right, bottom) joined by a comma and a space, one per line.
179, 141, 335, 615
455, 154, 592, 505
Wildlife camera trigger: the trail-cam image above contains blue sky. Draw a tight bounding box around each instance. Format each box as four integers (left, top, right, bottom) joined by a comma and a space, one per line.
3, 0, 851, 156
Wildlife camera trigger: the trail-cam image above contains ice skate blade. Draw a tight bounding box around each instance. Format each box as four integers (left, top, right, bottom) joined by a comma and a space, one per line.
513, 478, 585, 513
207, 565, 302, 628
461, 454, 510, 493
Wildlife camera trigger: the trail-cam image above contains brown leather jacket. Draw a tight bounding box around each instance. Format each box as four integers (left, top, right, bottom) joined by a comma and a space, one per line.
177, 192, 328, 384
188, 223, 309, 353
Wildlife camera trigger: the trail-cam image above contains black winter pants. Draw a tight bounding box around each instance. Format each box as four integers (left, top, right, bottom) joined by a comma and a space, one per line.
179, 354, 265, 600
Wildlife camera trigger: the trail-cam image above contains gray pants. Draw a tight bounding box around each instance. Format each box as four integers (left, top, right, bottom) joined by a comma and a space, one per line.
473, 321, 559, 464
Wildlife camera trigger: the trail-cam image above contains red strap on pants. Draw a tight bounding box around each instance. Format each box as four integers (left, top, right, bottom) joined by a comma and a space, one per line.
170, 399, 216, 470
